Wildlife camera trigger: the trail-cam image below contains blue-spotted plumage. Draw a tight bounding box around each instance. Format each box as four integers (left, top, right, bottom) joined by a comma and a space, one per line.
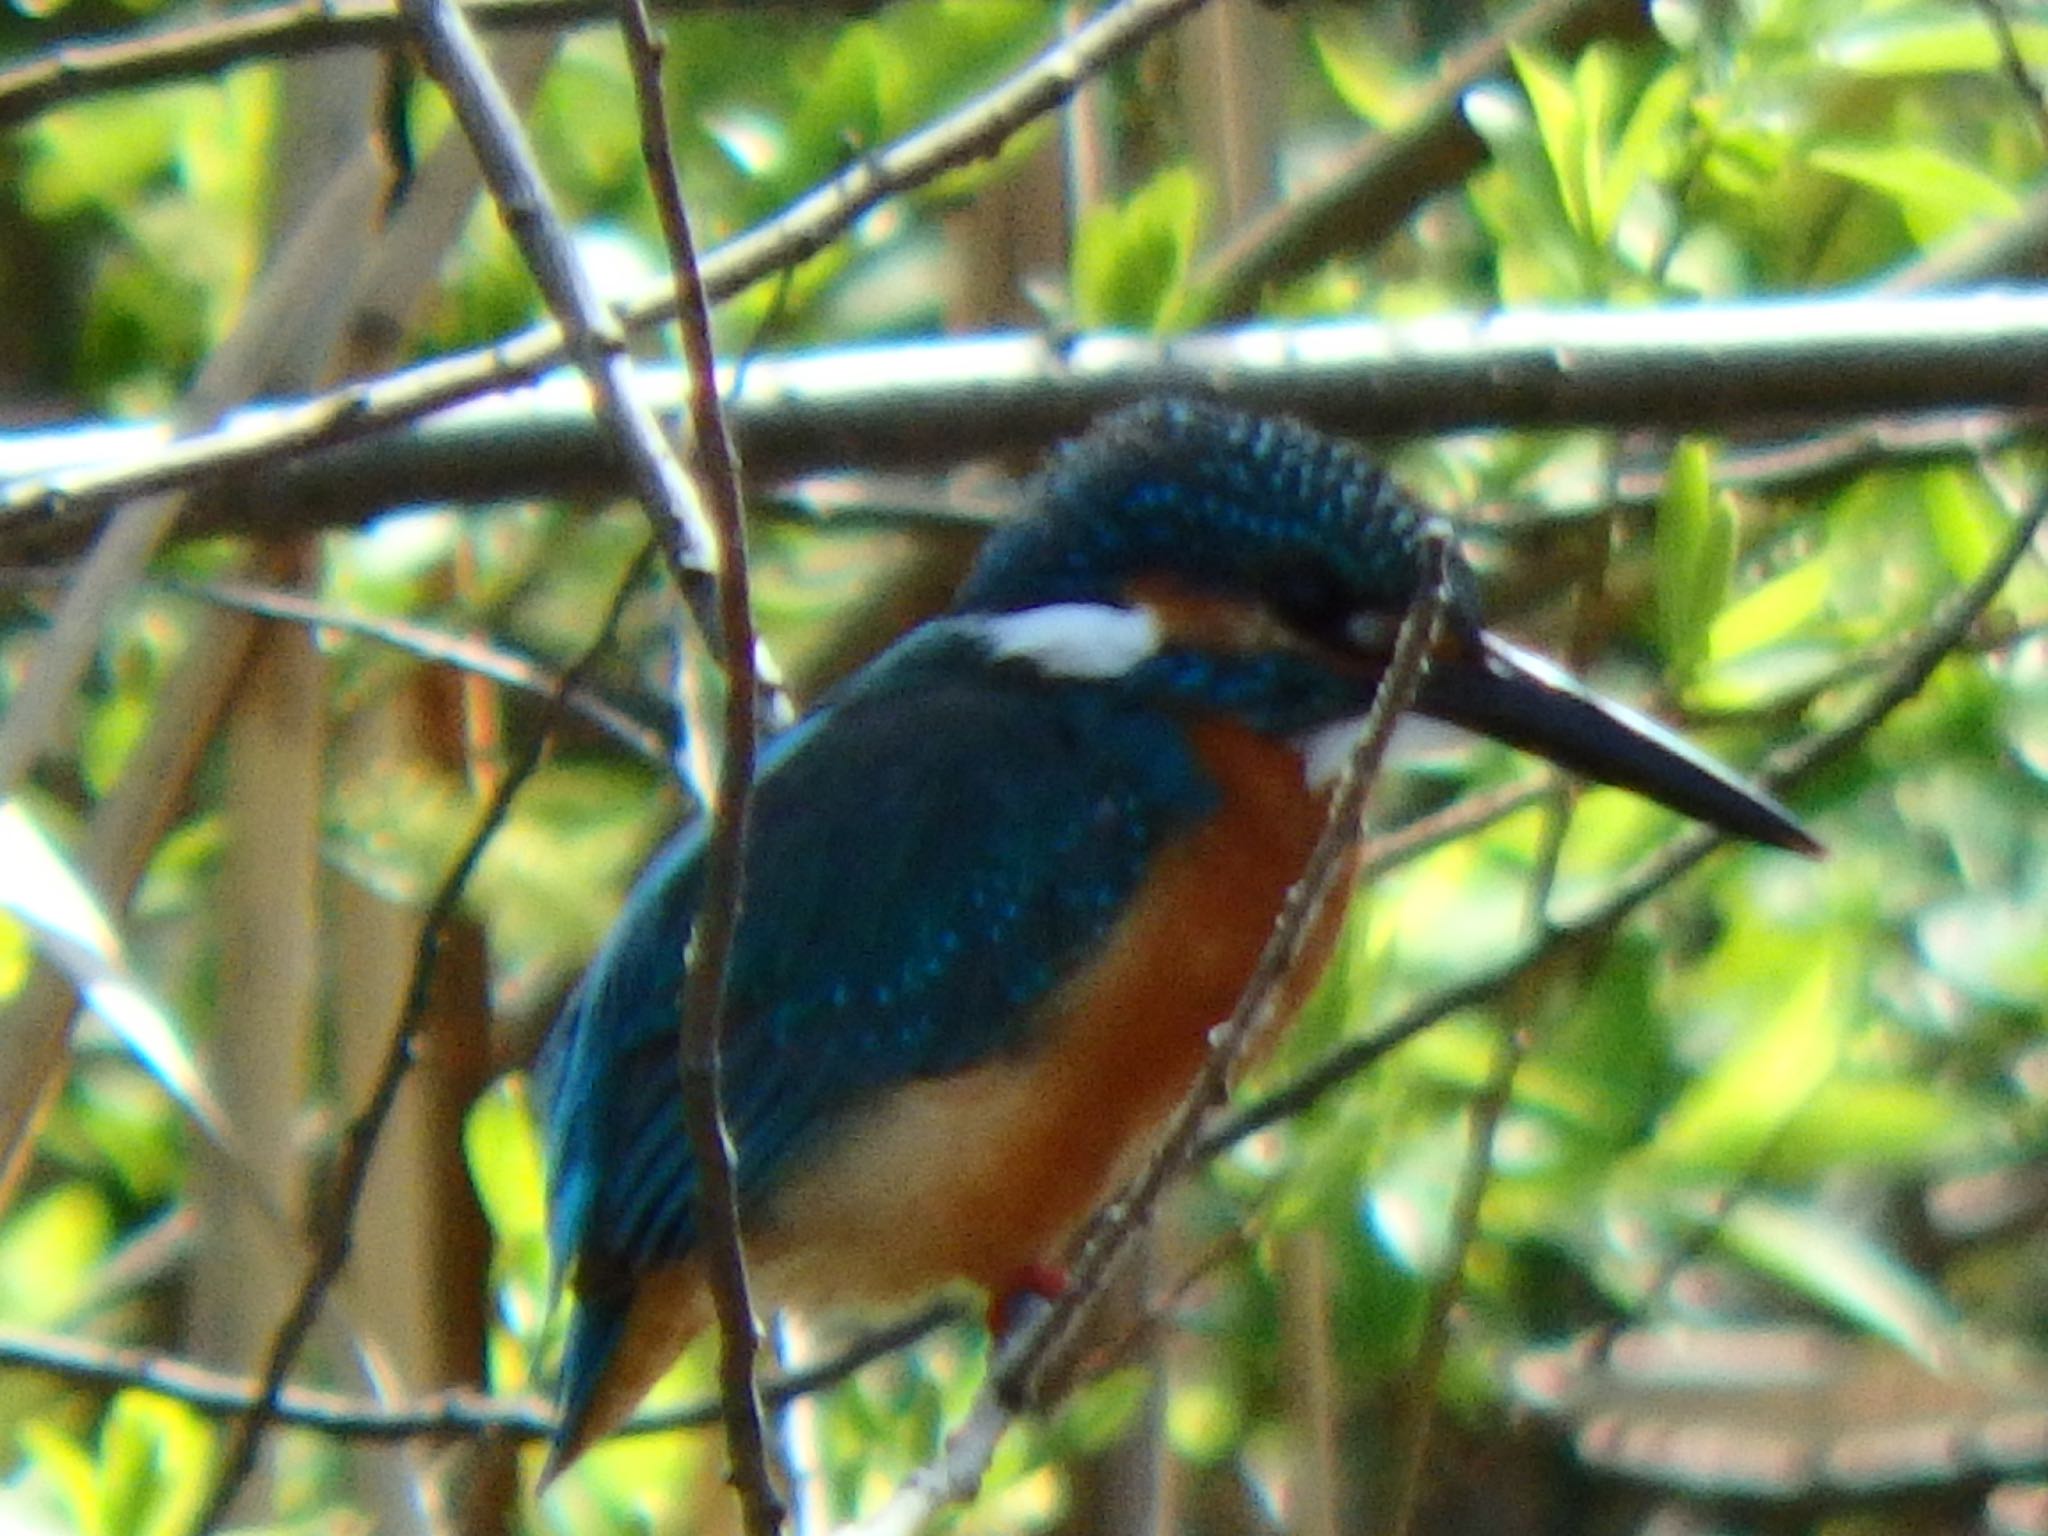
535, 398, 1818, 1483
958, 398, 1479, 628
535, 618, 1223, 1461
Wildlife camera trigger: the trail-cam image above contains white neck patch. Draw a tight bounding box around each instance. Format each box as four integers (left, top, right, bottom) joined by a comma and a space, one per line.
973, 603, 1163, 680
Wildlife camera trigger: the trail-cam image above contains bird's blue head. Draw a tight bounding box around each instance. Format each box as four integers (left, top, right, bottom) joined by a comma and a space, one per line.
957, 397, 1480, 633
950, 399, 1816, 853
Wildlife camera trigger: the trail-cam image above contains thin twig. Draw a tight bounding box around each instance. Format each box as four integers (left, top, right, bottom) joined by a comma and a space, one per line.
194, 538, 654, 1529
615, 0, 779, 1528
0, 0, 877, 125
0, 0, 1211, 543
0, 561, 667, 762
0, 1301, 959, 1441
1384, 1020, 1524, 1536
1010, 532, 1459, 1408
392, 0, 745, 699
1971, 0, 2048, 149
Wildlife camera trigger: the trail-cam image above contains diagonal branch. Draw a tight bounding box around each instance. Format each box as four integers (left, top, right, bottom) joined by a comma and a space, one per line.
0, 0, 1213, 553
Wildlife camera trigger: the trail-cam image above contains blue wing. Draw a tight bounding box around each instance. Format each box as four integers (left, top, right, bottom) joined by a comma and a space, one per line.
533, 627, 1219, 1431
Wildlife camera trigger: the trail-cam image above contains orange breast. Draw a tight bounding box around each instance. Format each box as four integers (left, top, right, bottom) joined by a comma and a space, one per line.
754, 712, 1351, 1306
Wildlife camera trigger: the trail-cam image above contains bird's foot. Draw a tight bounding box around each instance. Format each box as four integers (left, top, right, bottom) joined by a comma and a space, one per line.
988, 1262, 1068, 1341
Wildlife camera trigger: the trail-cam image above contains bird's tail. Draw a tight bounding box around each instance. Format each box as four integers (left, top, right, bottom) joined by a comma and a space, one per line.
540, 1262, 708, 1490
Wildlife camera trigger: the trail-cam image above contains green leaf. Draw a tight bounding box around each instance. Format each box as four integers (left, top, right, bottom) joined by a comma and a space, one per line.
1464, 82, 1589, 300
1071, 165, 1207, 332
1641, 949, 1844, 1175
1769, 1079, 1967, 1173
1569, 43, 1631, 242
1310, 13, 1411, 126
1717, 1198, 1960, 1368
466, 1077, 548, 1250
1654, 438, 1736, 681
1808, 142, 2018, 247
97, 1393, 213, 1536
1826, 12, 2048, 76
0, 802, 224, 1149
12, 1421, 101, 1534
1511, 46, 1591, 239
1705, 556, 1832, 668
1921, 463, 2008, 585
1606, 58, 1695, 226
0, 1185, 112, 1329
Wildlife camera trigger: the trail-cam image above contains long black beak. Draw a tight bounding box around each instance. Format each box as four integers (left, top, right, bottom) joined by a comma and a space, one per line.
1417, 632, 1821, 856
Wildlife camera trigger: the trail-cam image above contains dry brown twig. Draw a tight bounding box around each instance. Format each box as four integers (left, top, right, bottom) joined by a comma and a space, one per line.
613, 0, 778, 1526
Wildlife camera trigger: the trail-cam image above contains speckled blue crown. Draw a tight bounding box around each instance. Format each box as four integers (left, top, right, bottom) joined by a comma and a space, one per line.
954, 398, 1476, 631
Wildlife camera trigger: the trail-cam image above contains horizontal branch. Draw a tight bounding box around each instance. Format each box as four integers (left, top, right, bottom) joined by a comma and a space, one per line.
0, 1302, 958, 1441
4, 291, 2046, 561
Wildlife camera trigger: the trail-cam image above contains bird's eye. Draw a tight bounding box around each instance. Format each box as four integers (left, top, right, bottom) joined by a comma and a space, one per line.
1345, 612, 1399, 654
1269, 560, 1355, 642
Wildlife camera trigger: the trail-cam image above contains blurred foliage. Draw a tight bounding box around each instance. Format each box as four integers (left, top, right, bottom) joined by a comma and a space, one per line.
2, 0, 2048, 1534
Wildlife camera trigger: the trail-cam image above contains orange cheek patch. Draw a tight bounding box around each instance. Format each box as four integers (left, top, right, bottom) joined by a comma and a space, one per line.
1125, 577, 1307, 658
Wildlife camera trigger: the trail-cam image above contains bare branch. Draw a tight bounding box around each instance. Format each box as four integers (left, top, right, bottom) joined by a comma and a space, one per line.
0, 1302, 958, 1441
10, 296, 2048, 561
0, 0, 881, 127
0, 0, 1210, 561
615, 0, 779, 1525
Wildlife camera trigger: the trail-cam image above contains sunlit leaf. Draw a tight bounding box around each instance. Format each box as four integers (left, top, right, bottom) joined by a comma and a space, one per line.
10, 1422, 100, 1535
1921, 464, 2009, 586
1640, 949, 1845, 1175
97, 1392, 214, 1536
1770, 1078, 1969, 1172
1809, 142, 2017, 247
1309, 14, 1411, 126
1718, 1198, 1961, 1369
467, 1077, 548, 1248
1605, 58, 1695, 233
1704, 557, 1833, 668
1655, 438, 1736, 681
0, 802, 225, 1145
0, 1185, 112, 1328
1072, 165, 1207, 332
1826, 13, 2048, 76
1510, 46, 1590, 240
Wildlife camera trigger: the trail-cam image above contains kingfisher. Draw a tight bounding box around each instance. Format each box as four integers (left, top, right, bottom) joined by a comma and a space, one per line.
533, 398, 1817, 1480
